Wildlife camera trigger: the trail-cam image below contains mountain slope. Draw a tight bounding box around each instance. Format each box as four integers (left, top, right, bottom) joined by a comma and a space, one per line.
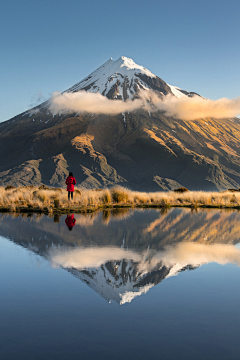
0, 56, 239, 190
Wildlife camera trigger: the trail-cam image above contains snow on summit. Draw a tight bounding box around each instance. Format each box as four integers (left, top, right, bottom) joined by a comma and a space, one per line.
65, 56, 200, 101
65, 56, 157, 100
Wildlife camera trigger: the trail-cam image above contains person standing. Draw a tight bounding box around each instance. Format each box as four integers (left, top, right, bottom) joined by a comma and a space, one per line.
65, 172, 76, 201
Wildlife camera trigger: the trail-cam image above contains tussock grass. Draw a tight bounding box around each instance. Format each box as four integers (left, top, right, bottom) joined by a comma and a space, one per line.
1, 185, 240, 213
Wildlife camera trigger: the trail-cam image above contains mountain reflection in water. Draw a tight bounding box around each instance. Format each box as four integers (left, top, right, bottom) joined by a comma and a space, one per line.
1, 208, 240, 304
49, 242, 240, 304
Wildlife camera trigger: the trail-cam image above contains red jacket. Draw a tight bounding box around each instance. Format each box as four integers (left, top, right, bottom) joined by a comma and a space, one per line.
65, 214, 76, 228
65, 176, 76, 192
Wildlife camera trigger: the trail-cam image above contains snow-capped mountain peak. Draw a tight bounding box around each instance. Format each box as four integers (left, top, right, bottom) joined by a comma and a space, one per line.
109, 56, 156, 77
65, 56, 158, 100
65, 56, 200, 101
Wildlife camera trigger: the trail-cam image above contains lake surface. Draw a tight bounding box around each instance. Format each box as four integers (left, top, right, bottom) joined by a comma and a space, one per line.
1, 208, 240, 360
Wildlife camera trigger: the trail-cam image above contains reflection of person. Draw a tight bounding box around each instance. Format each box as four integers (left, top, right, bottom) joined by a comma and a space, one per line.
65, 214, 76, 231
65, 172, 76, 201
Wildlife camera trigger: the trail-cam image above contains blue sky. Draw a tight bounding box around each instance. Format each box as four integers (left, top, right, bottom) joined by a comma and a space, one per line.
1, 0, 239, 122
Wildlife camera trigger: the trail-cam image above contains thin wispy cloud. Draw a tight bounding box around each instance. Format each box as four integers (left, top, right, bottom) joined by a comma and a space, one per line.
29, 90, 45, 108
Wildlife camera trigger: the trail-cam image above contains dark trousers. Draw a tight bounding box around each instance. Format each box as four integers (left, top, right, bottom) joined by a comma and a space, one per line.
68, 191, 73, 200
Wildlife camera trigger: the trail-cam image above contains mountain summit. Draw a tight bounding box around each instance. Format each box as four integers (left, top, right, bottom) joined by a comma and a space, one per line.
65, 56, 200, 100
0, 56, 240, 190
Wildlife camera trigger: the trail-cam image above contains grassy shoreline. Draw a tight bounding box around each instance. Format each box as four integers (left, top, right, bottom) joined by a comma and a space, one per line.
1, 204, 240, 215
1, 185, 240, 214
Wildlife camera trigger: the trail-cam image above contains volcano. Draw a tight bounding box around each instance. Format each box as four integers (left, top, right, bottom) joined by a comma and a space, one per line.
63, 56, 201, 100
1, 56, 240, 190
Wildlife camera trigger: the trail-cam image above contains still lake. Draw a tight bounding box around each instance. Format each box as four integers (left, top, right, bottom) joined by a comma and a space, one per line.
1, 208, 240, 360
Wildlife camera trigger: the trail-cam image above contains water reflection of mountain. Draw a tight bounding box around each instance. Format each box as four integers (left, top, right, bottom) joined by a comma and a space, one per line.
1, 209, 240, 304
49, 242, 240, 304
1, 208, 240, 249
67, 257, 170, 304
66, 257, 198, 304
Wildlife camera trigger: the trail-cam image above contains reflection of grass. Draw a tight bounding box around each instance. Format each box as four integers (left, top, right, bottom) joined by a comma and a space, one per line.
102, 208, 132, 225
1, 185, 240, 213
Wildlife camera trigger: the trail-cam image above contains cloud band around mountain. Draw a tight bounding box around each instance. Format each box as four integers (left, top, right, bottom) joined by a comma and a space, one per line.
49, 90, 240, 120
49, 91, 143, 115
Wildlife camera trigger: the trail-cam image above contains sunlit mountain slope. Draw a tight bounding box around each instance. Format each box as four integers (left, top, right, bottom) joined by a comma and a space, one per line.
0, 57, 239, 190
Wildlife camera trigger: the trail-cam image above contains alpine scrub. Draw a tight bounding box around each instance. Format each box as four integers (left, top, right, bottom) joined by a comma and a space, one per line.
1, 186, 240, 213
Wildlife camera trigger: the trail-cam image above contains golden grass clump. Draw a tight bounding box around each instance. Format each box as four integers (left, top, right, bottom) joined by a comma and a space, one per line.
111, 187, 129, 203
101, 189, 111, 204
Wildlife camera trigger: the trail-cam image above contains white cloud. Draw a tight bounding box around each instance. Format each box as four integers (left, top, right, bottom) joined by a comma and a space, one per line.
49, 90, 240, 120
